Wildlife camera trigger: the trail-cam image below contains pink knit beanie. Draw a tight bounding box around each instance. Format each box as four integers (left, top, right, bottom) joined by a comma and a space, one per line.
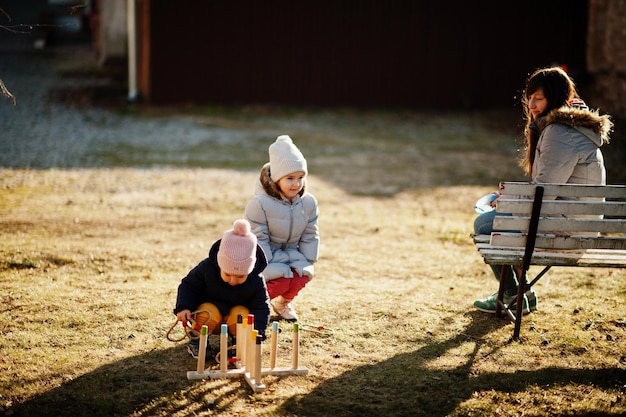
269, 135, 307, 181
217, 219, 257, 275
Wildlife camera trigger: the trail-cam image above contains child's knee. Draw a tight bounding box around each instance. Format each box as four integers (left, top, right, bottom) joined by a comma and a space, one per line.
226, 305, 249, 336
193, 302, 222, 334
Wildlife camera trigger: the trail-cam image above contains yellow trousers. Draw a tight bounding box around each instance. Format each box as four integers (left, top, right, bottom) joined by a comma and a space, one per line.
193, 303, 249, 336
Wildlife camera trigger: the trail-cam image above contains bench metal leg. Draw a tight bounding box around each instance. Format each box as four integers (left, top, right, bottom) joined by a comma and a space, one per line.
513, 271, 527, 340
513, 265, 551, 339
529, 266, 551, 288
512, 185, 544, 340
498, 265, 553, 340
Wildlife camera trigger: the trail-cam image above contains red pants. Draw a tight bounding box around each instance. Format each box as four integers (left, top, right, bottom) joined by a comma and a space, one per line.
266, 269, 309, 300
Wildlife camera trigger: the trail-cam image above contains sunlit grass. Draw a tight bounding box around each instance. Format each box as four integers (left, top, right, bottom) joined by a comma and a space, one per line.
1, 166, 625, 417
1, 107, 625, 416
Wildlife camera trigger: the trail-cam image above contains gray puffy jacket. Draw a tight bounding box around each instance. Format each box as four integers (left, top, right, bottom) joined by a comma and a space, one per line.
245, 163, 320, 281
531, 106, 612, 185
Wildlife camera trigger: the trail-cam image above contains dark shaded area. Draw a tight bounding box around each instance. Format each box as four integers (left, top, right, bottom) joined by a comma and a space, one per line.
1, 0, 622, 185
604, 118, 626, 184
0, 0, 91, 51
146, 0, 588, 108
6, 346, 195, 417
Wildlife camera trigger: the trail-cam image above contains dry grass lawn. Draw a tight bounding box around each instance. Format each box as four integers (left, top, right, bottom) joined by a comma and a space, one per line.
1, 107, 626, 417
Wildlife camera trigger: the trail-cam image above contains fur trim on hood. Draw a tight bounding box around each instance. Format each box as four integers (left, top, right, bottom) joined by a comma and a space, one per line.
257, 163, 306, 200
536, 106, 613, 146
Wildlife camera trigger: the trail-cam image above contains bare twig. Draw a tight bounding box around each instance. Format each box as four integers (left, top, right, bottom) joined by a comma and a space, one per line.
0, 7, 10, 22
0, 78, 17, 106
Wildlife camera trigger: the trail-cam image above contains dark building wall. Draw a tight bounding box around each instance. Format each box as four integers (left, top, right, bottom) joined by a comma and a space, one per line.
587, 0, 626, 118
586, 0, 626, 184
146, 0, 588, 109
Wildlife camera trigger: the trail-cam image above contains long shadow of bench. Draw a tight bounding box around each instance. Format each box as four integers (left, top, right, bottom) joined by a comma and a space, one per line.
9, 346, 200, 416
280, 311, 626, 417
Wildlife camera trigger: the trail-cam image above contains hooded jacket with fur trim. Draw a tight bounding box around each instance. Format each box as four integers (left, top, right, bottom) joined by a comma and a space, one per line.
530, 106, 612, 185
245, 163, 320, 281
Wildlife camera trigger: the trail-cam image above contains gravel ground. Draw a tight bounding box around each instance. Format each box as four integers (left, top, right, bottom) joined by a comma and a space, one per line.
1, 44, 498, 194
0, 44, 257, 169
3, 43, 622, 188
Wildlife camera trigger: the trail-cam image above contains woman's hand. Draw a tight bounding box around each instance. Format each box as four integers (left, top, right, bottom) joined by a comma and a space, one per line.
489, 192, 501, 208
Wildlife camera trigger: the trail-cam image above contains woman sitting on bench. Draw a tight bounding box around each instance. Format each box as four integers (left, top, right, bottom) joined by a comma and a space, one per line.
473, 65, 613, 315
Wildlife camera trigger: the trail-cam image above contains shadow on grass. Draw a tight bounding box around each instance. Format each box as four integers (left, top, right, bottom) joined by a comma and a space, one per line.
281, 311, 626, 417
9, 314, 626, 417
8, 345, 198, 417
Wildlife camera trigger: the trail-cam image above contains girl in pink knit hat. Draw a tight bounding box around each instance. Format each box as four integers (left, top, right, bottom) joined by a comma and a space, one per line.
174, 219, 270, 359
245, 135, 320, 322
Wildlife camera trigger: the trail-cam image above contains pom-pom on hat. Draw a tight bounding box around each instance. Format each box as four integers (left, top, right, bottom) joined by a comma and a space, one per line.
217, 219, 257, 275
269, 135, 307, 181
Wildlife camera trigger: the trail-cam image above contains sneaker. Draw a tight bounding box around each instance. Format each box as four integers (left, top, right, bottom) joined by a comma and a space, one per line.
271, 296, 299, 322
187, 339, 199, 358
526, 289, 538, 312
187, 339, 213, 360
473, 292, 530, 315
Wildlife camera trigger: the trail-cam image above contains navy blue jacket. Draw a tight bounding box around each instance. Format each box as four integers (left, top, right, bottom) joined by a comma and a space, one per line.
174, 239, 270, 334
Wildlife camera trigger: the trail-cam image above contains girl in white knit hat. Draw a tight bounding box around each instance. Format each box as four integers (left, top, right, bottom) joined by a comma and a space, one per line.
245, 135, 320, 321
174, 219, 271, 359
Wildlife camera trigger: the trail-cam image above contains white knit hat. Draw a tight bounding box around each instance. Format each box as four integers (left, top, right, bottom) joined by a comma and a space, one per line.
269, 135, 307, 181
217, 219, 257, 275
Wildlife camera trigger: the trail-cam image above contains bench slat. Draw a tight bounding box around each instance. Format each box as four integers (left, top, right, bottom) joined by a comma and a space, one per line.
493, 217, 626, 234
475, 242, 626, 252
496, 199, 626, 217
500, 182, 626, 199
481, 256, 626, 268
489, 232, 626, 249
471, 234, 490, 244
477, 246, 626, 268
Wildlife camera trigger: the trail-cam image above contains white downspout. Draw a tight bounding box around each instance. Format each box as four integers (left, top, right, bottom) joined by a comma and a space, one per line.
127, 0, 139, 102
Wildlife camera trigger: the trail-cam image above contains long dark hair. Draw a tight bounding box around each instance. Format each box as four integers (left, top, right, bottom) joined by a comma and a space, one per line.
519, 66, 579, 176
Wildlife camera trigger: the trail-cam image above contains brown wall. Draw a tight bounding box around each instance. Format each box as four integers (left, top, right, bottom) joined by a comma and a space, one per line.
142, 0, 588, 109
586, 0, 626, 184
587, 0, 626, 118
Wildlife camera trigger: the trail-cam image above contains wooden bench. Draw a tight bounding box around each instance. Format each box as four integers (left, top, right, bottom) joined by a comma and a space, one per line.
472, 181, 626, 340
